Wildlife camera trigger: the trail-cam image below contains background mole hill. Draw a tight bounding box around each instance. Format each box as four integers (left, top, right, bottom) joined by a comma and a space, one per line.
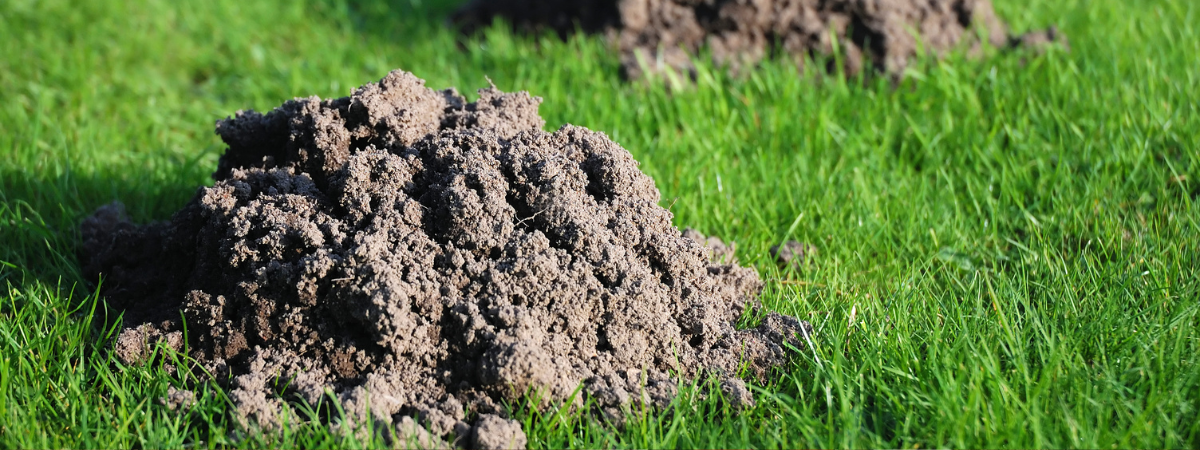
454, 0, 1067, 80
80, 70, 812, 448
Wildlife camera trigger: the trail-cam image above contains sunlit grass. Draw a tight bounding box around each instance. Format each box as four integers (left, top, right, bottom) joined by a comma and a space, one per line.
1, 0, 1197, 447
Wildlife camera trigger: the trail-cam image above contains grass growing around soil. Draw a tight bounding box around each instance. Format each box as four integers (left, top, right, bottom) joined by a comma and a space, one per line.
2, 0, 1198, 447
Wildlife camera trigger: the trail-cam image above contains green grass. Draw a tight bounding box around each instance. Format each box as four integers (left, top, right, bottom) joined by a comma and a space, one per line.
2, 0, 1198, 447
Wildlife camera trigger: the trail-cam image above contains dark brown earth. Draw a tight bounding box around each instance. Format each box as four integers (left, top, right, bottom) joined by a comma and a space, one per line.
453, 0, 1068, 80
81, 70, 812, 447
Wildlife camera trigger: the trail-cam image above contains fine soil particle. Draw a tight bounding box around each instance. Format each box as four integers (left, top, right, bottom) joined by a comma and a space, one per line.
81, 70, 812, 445
453, 0, 1068, 79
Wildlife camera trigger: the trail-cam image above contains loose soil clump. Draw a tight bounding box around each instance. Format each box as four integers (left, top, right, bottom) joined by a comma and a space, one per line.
454, 0, 1067, 79
81, 70, 811, 446
771, 240, 817, 269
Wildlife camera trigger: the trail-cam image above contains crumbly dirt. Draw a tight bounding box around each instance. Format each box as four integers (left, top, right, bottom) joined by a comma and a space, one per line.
158, 386, 197, 412
81, 69, 811, 446
682, 228, 738, 265
453, 0, 1068, 79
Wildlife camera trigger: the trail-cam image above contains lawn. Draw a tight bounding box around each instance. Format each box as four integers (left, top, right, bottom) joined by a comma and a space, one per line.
1, 0, 1198, 447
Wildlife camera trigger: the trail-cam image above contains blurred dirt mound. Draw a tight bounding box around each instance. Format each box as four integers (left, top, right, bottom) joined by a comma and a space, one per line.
80, 70, 811, 447
454, 0, 1067, 79
453, 0, 621, 37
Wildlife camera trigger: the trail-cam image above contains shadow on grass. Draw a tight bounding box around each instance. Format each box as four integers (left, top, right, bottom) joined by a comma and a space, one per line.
0, 166, 205, 292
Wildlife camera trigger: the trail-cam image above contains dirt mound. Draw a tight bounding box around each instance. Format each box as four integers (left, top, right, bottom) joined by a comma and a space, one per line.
453, 0, 1067, 79
452, 0, 621, 38
81, 70, 811, 446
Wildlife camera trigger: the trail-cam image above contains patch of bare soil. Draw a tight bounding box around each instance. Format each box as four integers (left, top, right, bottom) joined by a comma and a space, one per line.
454, 0, 1067, 79
81, 70, 811, 448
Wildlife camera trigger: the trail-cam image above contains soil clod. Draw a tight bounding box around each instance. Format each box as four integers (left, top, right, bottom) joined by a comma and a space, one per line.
81, 70, 810, 444
158, 386, 197, 412
719, 377, 755, 411
682, 228, 738, 264
469, 414, 528, 450
771, 240, 816, 269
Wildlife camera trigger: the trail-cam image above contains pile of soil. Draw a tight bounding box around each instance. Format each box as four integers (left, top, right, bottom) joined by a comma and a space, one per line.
453, 0, 1067, 79
81, 70, 811, 448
